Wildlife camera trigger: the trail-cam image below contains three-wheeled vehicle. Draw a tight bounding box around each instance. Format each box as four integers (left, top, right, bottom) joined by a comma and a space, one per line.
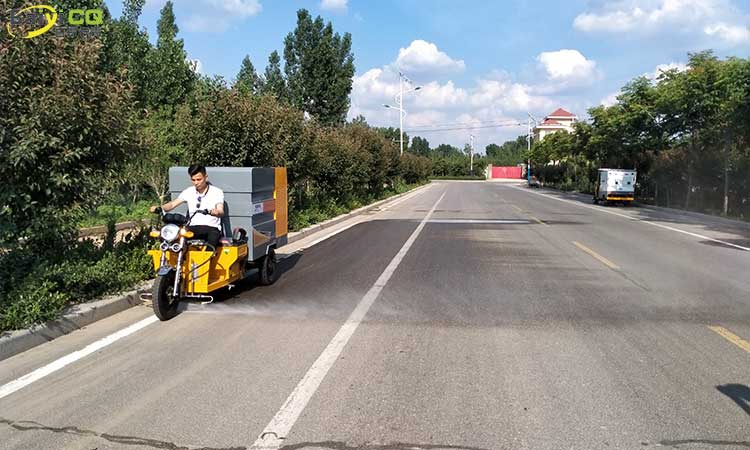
147, 167, 288, 320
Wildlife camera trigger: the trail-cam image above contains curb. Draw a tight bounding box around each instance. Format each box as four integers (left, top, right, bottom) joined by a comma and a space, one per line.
0, 281, 153, 362
0, 183, 430, 362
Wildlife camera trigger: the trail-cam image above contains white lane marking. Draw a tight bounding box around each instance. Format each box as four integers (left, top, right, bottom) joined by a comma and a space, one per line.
250, 191, 447, 450
427, 219, 530, 224
0, 316, 158, 400
281, 185, 433, 256
510, 186, 750, 252
380, 185, 429, 211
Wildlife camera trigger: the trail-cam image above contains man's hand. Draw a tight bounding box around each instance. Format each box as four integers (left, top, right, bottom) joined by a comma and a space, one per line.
209, 207, 222, 217
149, 205, 160, 213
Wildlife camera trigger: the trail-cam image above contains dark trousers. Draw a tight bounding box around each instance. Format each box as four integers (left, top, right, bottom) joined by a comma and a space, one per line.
189, 225, 221, 249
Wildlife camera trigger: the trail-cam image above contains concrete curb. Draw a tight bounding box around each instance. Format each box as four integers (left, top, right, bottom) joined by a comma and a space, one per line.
0, 183, 430, 361
0, 281, 153, 362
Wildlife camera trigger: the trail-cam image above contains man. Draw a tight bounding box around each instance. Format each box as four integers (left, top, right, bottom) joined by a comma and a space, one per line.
150, 165, 225, 249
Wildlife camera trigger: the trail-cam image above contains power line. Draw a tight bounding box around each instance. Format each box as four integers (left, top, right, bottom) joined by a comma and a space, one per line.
407, 119, 522, 129
405, 123, 524, 133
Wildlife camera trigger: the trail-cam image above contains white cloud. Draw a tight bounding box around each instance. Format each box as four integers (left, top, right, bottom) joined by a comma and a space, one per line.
320, 0, 347, 12
600, 92, 619, 107
184, 15, 229, 32
704, 22, 750, 44
210, 0, 262, 17
646, 62, 687, 80
395, 40, 465, 75
179, 0, 261, 33
573, 0, 749, 46
537, 49, 598, 83
187, 58, 203, 73
349, 65, 553, 148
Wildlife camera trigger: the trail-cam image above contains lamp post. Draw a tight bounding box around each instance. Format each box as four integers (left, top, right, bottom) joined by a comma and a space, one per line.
470, 134, 474, 176
383, 72, 421, 156
527, 112, 538, 182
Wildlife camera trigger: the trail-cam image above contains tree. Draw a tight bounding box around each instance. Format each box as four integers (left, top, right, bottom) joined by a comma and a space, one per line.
283, 9, 355, 125
0, 36, 137, 249
376, 127, 409, 149
433, 144, 461, 158
145, 1, 195, 109
410, 136, 431, 156
236, 54, 262, 95
261, 51, 287, 100
100, 0, 152, 106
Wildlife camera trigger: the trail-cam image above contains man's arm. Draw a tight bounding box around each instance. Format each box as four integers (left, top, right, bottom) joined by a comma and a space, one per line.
210, 202, 224, 218
150, 198, 185, 213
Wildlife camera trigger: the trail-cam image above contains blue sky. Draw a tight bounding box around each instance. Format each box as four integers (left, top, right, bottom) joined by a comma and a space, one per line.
105, 0, 750, 151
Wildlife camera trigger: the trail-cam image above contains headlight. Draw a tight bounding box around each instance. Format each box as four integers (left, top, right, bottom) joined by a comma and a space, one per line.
160, 224, 180, 242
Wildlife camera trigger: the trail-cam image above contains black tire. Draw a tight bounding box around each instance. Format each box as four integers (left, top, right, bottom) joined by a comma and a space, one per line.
593, 197, 599, 204
258, 248, 279, 286
153, 272, 179, 321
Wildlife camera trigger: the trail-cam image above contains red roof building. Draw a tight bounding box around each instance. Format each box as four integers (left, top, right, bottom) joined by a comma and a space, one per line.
533, 108, 578, 141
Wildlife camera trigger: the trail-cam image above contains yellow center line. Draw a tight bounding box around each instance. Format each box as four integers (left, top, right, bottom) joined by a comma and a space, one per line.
572, 241, 620, 269
708, 325, 750, 353
529, 215, 548, 226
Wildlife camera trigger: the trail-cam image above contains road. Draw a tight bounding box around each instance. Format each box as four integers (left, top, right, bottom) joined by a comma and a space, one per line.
2, 180, 750, 450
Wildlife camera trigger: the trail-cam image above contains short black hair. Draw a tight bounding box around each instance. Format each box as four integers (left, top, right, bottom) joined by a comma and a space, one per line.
188, 165, 206, 176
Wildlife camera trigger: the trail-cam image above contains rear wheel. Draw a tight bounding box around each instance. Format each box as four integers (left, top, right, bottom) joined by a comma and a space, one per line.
258, 248, 279, 286
153, 272, 179, 321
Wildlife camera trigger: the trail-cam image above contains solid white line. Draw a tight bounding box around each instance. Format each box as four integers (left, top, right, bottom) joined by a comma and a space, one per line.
0, 316, 158, 400
250, 190, 447, 450
510, 186, 750, 252
380, 185, 429, 211
427, 219, 529, 224
284, 185, 433, 254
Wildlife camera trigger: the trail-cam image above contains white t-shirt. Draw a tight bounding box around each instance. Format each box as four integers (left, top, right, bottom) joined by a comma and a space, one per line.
178, 184, 224, 230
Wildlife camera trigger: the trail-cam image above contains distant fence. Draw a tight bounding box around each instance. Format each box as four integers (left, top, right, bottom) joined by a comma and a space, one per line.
489, 166, 522, 179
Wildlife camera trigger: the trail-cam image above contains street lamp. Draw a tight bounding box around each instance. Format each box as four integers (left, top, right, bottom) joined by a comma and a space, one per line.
470, 134, 475, 176
527, 112, 538, 183
383, 72, 421, 156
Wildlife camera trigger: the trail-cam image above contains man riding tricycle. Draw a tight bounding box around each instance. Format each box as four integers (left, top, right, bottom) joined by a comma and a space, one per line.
146, 165, 288, 320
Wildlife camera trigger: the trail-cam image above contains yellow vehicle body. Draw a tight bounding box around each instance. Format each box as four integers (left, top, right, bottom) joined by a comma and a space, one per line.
148, 244, 248, 294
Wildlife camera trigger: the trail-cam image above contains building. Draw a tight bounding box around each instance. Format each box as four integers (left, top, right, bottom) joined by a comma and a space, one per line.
533, 108, 578, 141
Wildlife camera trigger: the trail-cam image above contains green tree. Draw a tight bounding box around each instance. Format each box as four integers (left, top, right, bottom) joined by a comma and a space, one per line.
145, 1, 195, 109
100, 0, 152, 105
0, 38, 137, 249
262, 50, 287, 100
433, 144, 461, 157
410, 136, 431, 156
236, 54, 262, 95
283, 9, 355, 125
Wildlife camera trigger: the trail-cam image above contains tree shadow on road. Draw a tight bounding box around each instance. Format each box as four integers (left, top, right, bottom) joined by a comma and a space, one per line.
717, 384, 750, 416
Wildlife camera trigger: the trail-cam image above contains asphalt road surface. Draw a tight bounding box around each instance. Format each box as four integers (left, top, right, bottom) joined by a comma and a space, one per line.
2, 180, 750, 450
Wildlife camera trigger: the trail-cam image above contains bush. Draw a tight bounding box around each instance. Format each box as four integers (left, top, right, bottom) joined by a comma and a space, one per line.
0, 229, 153, 333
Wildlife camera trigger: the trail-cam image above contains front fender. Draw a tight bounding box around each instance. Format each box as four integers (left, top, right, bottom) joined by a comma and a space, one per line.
157, 265, 176, 277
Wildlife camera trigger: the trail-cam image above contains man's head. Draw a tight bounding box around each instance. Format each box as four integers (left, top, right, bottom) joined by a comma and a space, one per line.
188, 165, 208, 192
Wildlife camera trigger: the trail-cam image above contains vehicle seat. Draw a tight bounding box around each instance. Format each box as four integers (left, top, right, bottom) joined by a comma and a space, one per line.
232, 227, 248, 245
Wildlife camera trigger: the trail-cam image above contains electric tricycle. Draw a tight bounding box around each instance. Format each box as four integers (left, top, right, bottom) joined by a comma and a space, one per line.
146, 166, 288, 321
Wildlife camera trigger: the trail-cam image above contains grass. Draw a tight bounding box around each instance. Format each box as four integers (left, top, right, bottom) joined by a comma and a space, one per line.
78, 199, 155, 228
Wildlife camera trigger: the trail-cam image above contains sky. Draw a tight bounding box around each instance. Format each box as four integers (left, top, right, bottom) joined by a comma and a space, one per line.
105, 0, 750, 153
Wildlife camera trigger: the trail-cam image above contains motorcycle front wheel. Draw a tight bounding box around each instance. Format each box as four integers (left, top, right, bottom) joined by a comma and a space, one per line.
153, 272, 180, 321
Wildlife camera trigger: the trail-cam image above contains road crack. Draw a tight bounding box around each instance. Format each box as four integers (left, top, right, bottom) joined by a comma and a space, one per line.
0, 417, 246, 450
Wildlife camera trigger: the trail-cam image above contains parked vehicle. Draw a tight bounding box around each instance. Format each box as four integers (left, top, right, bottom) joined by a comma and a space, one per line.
593, 169, 636, 205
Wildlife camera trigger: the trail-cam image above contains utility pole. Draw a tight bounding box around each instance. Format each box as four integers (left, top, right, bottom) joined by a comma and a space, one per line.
527, 112, 537, 183
470, 134, 474, 176
399, 73, 404, 156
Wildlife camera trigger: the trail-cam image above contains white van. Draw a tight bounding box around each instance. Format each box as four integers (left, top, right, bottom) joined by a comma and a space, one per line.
593, 169, 637, 205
